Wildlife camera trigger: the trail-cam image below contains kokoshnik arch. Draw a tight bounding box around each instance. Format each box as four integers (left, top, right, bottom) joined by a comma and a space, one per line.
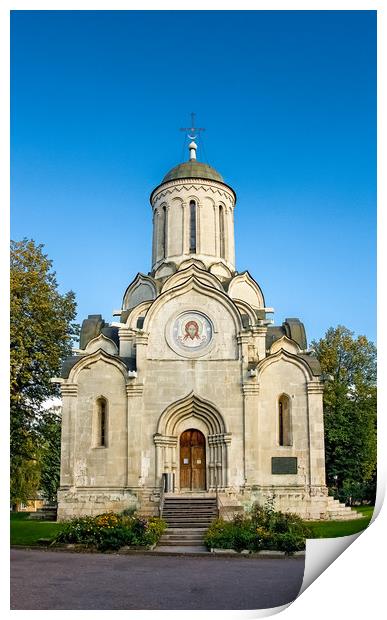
55, 136, 354, 520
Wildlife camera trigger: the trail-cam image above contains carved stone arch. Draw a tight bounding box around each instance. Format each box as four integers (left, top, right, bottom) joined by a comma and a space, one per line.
122, 273, 157, 311
228, 271, 265, 309
203, 195, 215, 208
156, 200, 168, 212
178, 257, 206, 271
257, 349, 314, 383
171, 195, 183, 205
161, 264, 224, 294
154, 392, 231, 490
269, 335, 300, 356
142, 274, 243, 334
68, 350, 128, 384
233, 299, 257, 326
186, 193, 202, 206
124, 300, 154, 329
209, 261, 233, 281
84, 333, 118, 356
157, 392, 226, 436
154, 262, 177, 279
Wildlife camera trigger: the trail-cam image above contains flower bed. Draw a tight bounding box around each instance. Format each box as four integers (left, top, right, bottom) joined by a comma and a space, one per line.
53, 512, 167, 552
204, 502, 311, 555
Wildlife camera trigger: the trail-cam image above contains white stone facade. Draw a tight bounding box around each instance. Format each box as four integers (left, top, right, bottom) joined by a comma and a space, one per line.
56, 146, 346, 521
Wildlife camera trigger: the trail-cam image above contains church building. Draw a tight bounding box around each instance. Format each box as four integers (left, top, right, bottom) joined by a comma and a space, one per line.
56, 135, 354, 521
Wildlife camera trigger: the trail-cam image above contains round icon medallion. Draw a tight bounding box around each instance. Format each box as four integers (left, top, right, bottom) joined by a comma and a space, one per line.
172, 311, 213, 354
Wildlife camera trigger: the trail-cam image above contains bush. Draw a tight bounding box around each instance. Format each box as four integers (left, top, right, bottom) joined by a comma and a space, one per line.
53, 512, 166, 551
120, 507, 136, 518
204, 501, 310, 555
204, 517, 256, 551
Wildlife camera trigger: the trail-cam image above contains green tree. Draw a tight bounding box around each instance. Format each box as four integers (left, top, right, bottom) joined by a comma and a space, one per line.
10, 437, 41, 507
10, 239, 78, 504
311, 326, 376, 504
35, 406, 62, 503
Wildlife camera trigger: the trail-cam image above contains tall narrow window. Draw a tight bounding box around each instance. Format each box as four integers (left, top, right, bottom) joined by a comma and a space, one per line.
189, 200, 196, 253
97, 398, 107, 447
219, 205, 225, 259
160, 206, 167, 259
278, 394, 291, 446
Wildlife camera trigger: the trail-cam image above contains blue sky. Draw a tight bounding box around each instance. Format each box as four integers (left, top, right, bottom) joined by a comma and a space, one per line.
11, 10, 376, 344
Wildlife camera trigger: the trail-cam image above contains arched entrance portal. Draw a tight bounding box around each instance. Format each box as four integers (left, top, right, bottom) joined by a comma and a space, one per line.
180, 429, 206, 490
154, 392, 232, 492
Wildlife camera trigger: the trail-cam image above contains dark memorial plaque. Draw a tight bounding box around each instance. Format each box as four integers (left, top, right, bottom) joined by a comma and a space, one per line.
271, 457, 298, 474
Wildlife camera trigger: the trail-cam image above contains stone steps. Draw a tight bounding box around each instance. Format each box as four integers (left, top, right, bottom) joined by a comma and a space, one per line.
162, 512, 217, 517
159, 496, 217, 546
28, 507, 57, 521
325, 497, 362, 520
159, 527, 207, 546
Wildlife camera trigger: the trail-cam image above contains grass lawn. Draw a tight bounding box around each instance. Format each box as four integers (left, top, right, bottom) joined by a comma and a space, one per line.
307, 506, 374, 539
10, 512, 62, 546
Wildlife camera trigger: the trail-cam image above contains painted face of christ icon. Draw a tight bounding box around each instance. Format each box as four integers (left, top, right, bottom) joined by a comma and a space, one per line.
184, 320, 200, 341
172, 312, 213, 353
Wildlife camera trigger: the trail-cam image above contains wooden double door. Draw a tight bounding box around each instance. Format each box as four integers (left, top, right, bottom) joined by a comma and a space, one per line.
180, 429, 206, 490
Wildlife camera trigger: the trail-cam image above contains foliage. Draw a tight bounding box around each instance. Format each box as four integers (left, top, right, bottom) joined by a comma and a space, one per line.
34, 407, 62, 503
10, 441, 41, 507
311, 326, 376, 504
204, 501, 311, 554
53, 512, 167, 551
10, 239, 78, 504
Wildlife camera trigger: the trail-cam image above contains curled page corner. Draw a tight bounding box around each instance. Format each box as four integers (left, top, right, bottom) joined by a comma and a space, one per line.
218, 601, 294, 619
299, 533, 362, 595
300, 483, 384, 596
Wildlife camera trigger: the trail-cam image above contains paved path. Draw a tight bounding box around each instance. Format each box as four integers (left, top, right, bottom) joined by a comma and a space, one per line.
11, 549, 304, 610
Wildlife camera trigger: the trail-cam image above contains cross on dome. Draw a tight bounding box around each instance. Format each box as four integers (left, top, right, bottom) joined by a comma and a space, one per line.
180, 113, 205, 161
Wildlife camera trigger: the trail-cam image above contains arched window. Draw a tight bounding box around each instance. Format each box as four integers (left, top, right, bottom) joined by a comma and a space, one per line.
278, 394, 291, 446
160, 206, 167, 259
219, 205, 225, 259
189, 200, 196, 253
96, 398, 107, 447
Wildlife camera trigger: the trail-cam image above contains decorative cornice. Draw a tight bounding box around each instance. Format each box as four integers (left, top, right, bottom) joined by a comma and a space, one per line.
151, 179, 235, 205
153, 433, 178, 447
119, 329, 134, 341
61, 383, 78, 397
251, 326, 268, 336
126, 383, 144, 397
307, 381, 324, 394
237, 333, 251, 345
135, 332, 149, 346
242, 383, 260, 395
208, 432, 232, 445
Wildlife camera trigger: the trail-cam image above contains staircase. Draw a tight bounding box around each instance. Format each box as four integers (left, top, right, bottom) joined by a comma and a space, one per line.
27, 505, 57, 521
158, 495, 217, 549
325, 496, 362, 520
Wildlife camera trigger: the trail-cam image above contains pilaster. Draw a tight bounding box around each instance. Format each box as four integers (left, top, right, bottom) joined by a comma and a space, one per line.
126, 381, 145, 487
307, 380, 326, 487
251, 326, 268, 360
134, 332, 149, 377
118, 327, 134, 357
242, 381, 260, 485
60, 383, 78, 487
